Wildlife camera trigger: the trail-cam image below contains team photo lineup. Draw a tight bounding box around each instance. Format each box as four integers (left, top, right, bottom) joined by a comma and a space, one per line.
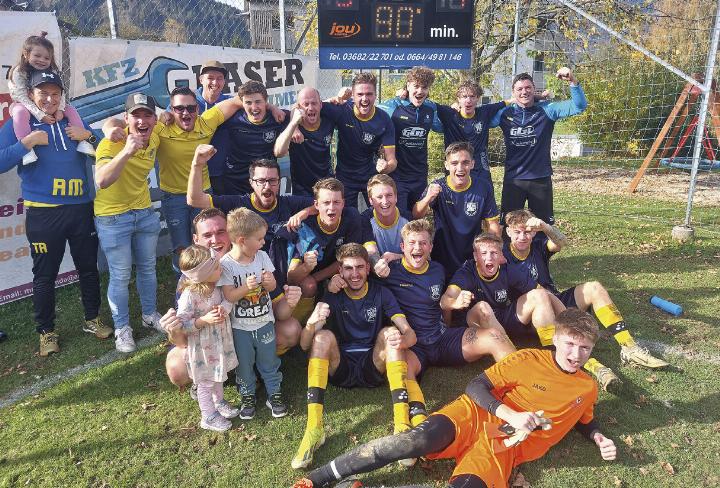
1, 31, 681, 488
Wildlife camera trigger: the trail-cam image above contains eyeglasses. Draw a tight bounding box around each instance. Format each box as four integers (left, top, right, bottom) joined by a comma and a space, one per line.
171, 104, 198, 114
251, 178, 280, 187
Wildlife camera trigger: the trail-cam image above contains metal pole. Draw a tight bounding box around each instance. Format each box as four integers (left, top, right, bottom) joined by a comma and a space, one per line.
106, 0, 117, 39
554, 0, 707, 91
512, 0, 521, 76
279, 0, 287, 53
292, 9, 317, 55
683, 0, 720, 227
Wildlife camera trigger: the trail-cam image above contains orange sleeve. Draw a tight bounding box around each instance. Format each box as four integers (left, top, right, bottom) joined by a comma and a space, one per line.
579, 383, 599, 424
485, 349, 539, 394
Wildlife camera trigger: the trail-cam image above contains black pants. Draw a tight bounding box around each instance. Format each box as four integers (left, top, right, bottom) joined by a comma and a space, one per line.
26, 203, 100, 334
501, 176, 554, 225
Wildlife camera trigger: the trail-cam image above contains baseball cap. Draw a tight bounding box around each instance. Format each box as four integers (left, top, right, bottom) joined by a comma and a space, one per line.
200, 60, 227, 76
125, 93, 157, 114
29, 69, 63, 90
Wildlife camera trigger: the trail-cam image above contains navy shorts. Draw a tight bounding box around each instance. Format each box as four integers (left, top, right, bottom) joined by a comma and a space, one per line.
411, 326, 467, 374
329, 349, 385, 388
495, 304, 534, 341
555, 287, 578, 308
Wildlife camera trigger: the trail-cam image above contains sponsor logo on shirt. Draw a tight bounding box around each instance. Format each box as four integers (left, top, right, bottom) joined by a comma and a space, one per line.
401, 127, 426, 138
473, 121, 483, 134
364, 306, 377, 323
465, 201, 478, 216
510, 126, 534, 137
529, 263, 538, 280
495, 288, 508, 303
362, 132, 375, 144
324, 134, 332, 146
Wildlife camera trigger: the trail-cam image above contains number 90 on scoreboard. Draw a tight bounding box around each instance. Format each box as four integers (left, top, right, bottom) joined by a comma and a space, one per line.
318, 0, 474, 69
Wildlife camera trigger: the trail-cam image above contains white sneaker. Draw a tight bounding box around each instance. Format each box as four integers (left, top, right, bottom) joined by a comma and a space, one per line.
141, 312, 164, 332
22, 148, 38, 165
115, 326, 136, 353
200, 412, 232, 432
216, 400, 240, 419
77, 140, 96, 156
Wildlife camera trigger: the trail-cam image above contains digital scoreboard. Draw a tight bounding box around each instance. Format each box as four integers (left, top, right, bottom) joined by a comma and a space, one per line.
318, 0, 474, 69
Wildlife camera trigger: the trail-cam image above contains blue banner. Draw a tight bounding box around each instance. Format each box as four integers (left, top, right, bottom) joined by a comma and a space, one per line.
319, 47, 471, 69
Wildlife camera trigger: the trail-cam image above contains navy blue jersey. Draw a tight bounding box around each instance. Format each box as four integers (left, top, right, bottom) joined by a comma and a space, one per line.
449, 260, 536, 312
289, 207, 374, 273
222, 109, 290, 179
383, 259, 446, 346
289, 116, 336, 192
503, 234, 559, 294
323, 280, 404, 352
490, 85, 587, 180
360, 207, 410, 255
321, 101, 395, 185
210, 193, 312, 252
436, 102, 506, 183
427, 176, 499, 277
378, 98, 442, 184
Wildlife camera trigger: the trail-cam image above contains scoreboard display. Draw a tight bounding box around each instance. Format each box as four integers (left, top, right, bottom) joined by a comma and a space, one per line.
318, 0, 474, 69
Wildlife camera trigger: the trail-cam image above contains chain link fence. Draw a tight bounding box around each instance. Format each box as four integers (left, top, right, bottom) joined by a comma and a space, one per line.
2, 0, 719, 235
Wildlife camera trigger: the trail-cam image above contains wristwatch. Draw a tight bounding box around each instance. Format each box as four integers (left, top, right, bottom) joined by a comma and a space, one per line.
87, 134, 98, 144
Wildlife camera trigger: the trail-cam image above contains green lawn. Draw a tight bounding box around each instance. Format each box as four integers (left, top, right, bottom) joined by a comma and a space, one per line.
1, 184, 719, 487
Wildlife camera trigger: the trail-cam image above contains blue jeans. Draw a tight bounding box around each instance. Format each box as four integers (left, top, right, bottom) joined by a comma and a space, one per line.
95, 207, 160, 329
160, 191, 202, 271
232, 322, 282, 396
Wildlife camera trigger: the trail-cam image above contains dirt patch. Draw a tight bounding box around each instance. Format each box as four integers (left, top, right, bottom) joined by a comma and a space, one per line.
552, 166, 720, 205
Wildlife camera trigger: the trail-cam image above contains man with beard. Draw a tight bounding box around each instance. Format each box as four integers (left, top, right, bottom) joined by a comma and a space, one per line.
274, 87, 336, 197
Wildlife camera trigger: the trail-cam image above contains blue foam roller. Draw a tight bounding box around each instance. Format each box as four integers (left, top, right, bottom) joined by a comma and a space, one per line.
650, 296, 683, 316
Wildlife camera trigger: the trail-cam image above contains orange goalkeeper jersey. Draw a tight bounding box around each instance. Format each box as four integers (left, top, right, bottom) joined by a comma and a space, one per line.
485, 348, 598, 462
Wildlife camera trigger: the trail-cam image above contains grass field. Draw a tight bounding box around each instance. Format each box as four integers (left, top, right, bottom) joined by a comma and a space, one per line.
1, 172, 719, 487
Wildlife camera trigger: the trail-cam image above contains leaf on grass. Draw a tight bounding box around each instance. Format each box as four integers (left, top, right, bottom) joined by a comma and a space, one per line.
684, 435, 694, 445
141, 402, 157, 411
622, 435, 634, 446
350, 434, 358, 445
100, 425, 108, 431
639, 467, 649, 475
511, 472, 530, 488
670, 442, 679, 449
208, 436, 218, 446
660, 461, 675, 475
244, 433, 257, 441
613, 476, 622, 487
606, 416, 618, 425
645, 374, 658, 384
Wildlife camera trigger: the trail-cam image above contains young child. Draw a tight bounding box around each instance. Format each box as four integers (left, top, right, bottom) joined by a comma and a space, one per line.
8, 32, 95, 165
177, 245, 240, 432
219, 208, 288, 420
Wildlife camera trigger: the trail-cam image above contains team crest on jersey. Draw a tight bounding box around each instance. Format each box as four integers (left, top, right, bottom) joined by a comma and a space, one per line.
324, 134, 332, 145
336, 237, 345, 247
473, 121, 483, 134
424, 114, 431, 122
430, 284, 441, 301
529, 263, 538, 280
495, 289, 508, 303
364, 306, 377, 322
465, 201, 478, 216
362, 132, 375, 144
263, 130, 276, 142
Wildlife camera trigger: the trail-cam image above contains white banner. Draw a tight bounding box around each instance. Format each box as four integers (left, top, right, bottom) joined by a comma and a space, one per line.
0, 12, 77, 305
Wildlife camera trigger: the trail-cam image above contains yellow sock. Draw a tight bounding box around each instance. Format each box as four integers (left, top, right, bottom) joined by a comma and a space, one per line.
386, 360, 410, 428
306, 357, 329, 430
406, 379, 428, 427
583, 357, 606, 375
536, 325, 555, 347
595, 304, 634, 346
293, 297, 315, 325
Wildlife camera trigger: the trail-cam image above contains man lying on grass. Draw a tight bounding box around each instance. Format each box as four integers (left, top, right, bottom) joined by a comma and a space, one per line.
294, 308, 617, 488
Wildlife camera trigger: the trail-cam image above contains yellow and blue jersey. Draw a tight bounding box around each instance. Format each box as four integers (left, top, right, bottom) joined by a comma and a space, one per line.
321, 101, 395, 185
323, 280, 405, 353
360, 207, 409, 256
289, 116, 336, 191
436, 101, 506, 184
503, 234, 559, 294
426, 176, 499, 278
448, 260, 536, 312
222, 109, 290, 179
383, 258, 446, 346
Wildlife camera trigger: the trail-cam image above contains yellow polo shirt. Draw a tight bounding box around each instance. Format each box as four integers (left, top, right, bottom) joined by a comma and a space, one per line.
154, 106, 225, 194
94, 130, 160, 216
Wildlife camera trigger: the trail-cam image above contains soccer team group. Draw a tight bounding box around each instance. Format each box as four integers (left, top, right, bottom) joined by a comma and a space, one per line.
1, 33, 672, 487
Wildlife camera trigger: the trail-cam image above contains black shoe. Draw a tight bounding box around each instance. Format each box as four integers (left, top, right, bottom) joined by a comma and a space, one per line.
0, 330, 7, 343
266, 392, 288, 418
239, 394, 256, 420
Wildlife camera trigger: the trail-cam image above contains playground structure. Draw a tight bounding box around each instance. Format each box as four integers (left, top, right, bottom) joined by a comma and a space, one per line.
629, 74, 720, 192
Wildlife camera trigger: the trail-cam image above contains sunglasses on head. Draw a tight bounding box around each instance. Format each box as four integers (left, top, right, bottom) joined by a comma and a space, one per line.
172, 104, 198, 114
